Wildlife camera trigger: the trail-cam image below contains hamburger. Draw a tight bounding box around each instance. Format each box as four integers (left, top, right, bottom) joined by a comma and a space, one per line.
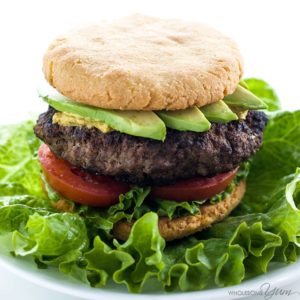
34, 15, 267, 241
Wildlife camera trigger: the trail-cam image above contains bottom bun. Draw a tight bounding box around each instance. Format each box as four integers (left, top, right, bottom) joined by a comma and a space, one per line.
113, 181, 246, 241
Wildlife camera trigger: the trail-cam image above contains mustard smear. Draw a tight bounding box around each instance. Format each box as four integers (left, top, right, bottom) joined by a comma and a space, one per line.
53, 112, 112, 133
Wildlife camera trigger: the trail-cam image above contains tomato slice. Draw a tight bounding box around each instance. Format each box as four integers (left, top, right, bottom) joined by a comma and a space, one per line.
38, 144, 130, 207
151, 168, 238, 202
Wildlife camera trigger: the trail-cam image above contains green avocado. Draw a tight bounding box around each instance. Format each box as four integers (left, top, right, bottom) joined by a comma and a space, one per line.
239, 80, 249, 89
224, 84, 267, 109
156, 107, 211, 132
200, 100, 238, 123
38, 89, 167, 141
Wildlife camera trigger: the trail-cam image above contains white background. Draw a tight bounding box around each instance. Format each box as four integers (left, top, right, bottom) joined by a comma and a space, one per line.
0, 0, 299, 299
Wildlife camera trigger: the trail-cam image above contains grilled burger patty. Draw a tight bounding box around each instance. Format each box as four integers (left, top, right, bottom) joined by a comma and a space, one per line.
34, 108, 267, 186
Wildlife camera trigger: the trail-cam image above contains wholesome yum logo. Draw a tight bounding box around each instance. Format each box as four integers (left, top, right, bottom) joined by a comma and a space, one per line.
228, 282, 300, 299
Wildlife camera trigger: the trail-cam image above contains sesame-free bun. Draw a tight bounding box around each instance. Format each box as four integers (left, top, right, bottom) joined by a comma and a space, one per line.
113, 181, 245, 241
43, 15, 243, 110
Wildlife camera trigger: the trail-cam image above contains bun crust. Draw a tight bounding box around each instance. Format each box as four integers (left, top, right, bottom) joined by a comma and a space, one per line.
43, 15, 243, 110
113, 181, 246, 241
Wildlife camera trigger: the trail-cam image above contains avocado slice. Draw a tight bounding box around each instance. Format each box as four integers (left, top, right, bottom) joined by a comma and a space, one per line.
229, 106, 248, 120
239, 80, 249, 89
156, 107, 211, 132
200, 100, 238, 123
224, 84, 267, 109
39, 89, 166, 141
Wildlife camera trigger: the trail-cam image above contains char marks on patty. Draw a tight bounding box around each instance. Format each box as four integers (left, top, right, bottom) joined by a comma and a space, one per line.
34, 108, 267, 186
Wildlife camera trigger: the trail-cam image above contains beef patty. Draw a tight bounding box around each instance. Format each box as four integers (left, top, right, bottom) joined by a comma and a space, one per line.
34, 107, 267, 186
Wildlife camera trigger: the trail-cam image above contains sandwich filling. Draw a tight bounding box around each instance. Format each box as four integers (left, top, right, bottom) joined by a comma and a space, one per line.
34, 77, 268, 232
39, 82, 266, 141
35, 108, 267, 187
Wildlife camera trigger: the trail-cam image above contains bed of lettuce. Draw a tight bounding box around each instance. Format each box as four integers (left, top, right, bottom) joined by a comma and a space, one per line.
0, 78, 300, 293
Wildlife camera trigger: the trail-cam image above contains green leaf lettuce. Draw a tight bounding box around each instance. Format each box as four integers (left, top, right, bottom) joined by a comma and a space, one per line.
0, 85, 300, 292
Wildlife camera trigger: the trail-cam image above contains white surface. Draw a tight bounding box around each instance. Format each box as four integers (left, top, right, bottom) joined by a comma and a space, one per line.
0, 0, 300, 299
1, 248, 300, 300
1, 269, 300, 300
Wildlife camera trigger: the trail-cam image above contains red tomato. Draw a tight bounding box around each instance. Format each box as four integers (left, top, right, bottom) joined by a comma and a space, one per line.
151, 168, 238, 202
38, 144, 130, 207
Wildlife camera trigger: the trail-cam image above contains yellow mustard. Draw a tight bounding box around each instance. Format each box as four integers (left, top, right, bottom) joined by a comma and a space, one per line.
52, 112, 112, 133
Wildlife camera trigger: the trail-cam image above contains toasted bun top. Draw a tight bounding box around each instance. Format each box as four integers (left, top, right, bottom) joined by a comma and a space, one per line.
43, 15, 243, 110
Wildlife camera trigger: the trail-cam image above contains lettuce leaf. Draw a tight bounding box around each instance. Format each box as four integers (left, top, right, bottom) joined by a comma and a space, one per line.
79, 165, 248, 227
0, 121, 43, 197
0, 95, 300, 293
238, 111, 300, 214
161, 167, 299, 291
244, 78, 280, 111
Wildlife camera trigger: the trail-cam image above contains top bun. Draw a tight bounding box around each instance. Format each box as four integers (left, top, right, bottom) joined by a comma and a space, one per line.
43, 15, 243, 110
